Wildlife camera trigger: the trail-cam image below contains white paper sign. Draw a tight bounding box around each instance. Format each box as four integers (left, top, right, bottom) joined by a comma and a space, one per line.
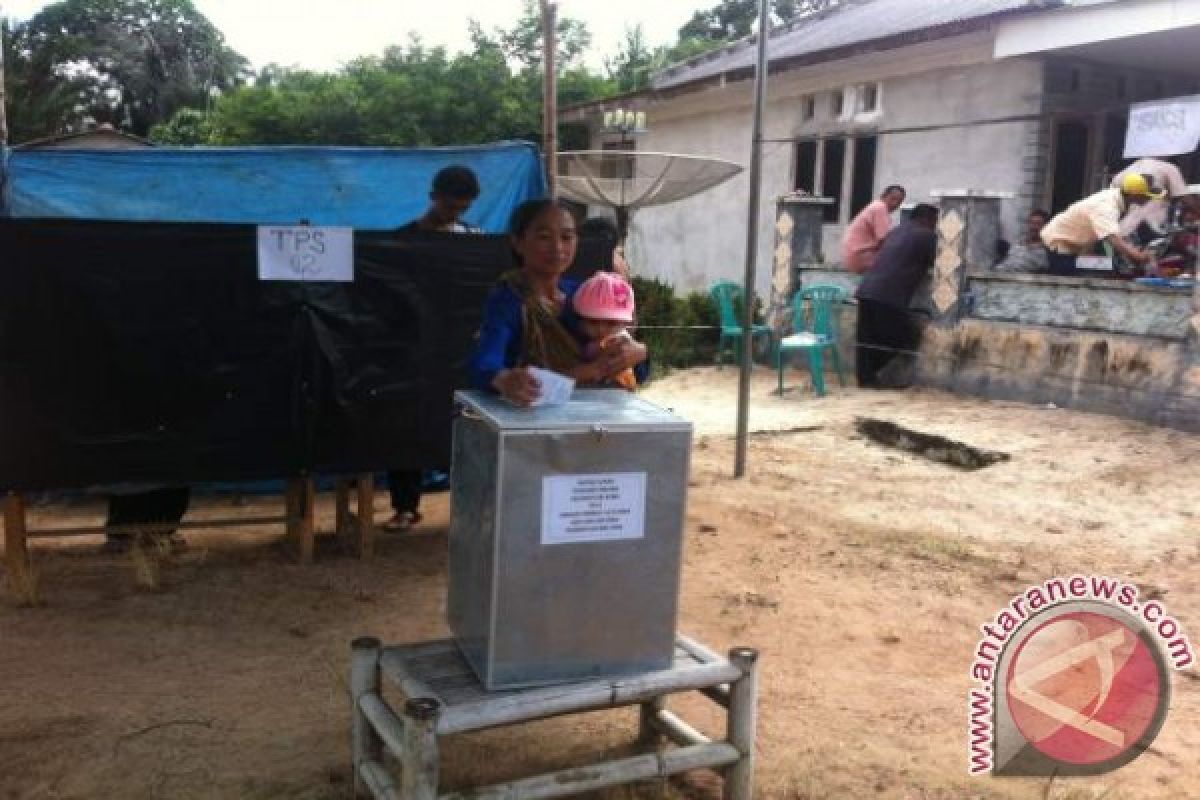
541, 472, 647, 545
528, 367, 575, 407
257, 226, 353, 282
1124, 95, 1200, 158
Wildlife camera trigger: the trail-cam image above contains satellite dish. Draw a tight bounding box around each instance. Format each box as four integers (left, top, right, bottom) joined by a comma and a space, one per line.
557, 150, 743, 238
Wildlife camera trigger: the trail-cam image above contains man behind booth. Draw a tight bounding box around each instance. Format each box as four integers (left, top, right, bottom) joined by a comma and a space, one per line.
385, 165, 481, 532
841, 185, 906, 274
854, 203, 940, 389
1039, 174, 1158, 275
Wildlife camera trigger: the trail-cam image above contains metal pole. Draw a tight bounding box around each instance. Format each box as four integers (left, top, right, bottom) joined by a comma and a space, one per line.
734, 0, 771, 479
541, 0, 558, 198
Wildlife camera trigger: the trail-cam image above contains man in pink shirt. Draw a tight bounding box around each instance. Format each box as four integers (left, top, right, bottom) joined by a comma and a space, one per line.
841, 185, 906, 274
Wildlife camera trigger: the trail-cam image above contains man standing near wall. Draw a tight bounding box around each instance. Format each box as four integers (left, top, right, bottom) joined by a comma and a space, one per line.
854, 203, 940, 389
385, 165, 481, 532
1040, 174, 1158, 275
841, 185, 906, 274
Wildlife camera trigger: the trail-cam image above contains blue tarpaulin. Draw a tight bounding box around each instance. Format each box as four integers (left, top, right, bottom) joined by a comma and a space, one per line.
1, 141, 546, 232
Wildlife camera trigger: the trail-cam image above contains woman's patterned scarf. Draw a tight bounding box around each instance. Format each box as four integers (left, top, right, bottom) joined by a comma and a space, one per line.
499, 270, 580, 374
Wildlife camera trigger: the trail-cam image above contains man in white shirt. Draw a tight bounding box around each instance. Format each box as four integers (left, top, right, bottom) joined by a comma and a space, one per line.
1040, 173, 1159, 275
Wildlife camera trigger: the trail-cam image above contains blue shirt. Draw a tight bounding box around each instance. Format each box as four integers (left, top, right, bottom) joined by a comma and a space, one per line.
469, 276, 648, 390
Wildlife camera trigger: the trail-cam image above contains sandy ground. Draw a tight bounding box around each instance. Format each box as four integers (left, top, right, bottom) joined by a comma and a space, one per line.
2, 366, 1199, 800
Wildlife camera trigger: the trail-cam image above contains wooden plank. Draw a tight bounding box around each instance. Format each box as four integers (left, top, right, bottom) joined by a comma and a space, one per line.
27, 515, 288, 538
359, 692, 407, 759
651, 708, 711, 747
438, 743, 740, 800
358, 760, 401, 800
436, 662, 742, 736
356, 472, 376, 560
3, 492, 36, 605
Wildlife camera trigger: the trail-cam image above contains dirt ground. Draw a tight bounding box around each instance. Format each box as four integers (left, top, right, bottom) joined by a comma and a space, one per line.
2, 366, 1198, 800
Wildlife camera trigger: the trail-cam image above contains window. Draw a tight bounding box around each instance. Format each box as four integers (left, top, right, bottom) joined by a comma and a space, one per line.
794, 140, 817, 193
601, 140, 634, 180
821, 139, 846, 222
801, 96, 816, 122
850, 136, 878, 216
831, 89, 845, 118
858, 83, 879, 114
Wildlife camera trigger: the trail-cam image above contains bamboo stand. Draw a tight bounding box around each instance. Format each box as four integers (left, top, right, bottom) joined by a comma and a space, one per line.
349, 635, 759, 800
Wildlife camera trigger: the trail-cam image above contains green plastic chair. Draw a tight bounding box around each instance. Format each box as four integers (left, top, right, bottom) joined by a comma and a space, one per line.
776, 285, 847, 396
710, 281, 772, 366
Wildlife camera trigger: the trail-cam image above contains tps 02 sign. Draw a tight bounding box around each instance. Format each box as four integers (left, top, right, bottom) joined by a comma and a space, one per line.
256, 226, 354, 282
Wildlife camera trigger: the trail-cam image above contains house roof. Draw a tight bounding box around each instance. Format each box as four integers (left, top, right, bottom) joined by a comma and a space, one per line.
652, 0, 1060, 92
15, 125, 153, 150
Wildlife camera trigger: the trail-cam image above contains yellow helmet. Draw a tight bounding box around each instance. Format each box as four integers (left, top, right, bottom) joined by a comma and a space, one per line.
1120, 172, 1166, 199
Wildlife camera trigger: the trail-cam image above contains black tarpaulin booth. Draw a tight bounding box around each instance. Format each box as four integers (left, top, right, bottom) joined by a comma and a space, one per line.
0, 219, 612, 492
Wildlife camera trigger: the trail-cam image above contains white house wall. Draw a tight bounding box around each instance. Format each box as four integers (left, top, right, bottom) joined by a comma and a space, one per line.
612, 33, 1045, 294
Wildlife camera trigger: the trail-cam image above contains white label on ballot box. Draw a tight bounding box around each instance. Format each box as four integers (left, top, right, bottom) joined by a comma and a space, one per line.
541, 472, 647, 545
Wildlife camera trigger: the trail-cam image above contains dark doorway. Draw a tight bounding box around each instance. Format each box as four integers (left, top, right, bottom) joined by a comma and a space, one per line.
850, 136, 878, 217
1051, 120, 1089, 213
794, 140, 818, 194
821, 138, 846, 223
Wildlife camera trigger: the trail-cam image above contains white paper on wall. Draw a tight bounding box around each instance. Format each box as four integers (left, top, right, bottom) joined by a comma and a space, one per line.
257, 226, 353, 282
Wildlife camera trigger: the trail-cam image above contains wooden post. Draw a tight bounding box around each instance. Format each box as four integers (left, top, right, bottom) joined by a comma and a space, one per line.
723, 647, 759, 800
351, 637, 383, 799
285, 477, 315, 563
400, 698, 441, 800
3, 492, 34, 604
540, 0, 558, 197
355, 472, 375, 560
335, 478, 351, 539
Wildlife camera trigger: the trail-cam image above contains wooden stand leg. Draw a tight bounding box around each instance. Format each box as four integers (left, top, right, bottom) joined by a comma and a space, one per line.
400, 698, 441, 800
351, 637, 383, 799
285, 477, 316, 564
724, 647, 759, 800
355, 473, 375, 560
335, 478, 352, 540
3, 492, 36, 605
638, 695, 667, 746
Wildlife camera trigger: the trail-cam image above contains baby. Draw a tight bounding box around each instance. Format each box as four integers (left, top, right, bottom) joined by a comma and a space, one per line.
572, 271, 638, 391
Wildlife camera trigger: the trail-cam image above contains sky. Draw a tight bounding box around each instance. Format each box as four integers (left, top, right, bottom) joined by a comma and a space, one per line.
0, 1, 707, 71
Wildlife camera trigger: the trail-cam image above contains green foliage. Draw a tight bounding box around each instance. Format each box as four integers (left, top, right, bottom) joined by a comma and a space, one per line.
671, 0, 838, 62
9, 0, 248, 138
631, 276, 720, 378
147, 5, 615, 147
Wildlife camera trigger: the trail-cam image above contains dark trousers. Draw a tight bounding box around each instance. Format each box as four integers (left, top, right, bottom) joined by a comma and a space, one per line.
1046, 251, 1077, 276
855, 298, 921, 387
387, 470, 421, 514
106, 487, 191, 541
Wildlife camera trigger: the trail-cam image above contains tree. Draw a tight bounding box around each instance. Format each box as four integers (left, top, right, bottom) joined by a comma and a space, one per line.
605, 25, 663, 94
148, 4, 619, 149
2, 19, 86, 142
18, 0, 249, 137
677, 0, 838, 48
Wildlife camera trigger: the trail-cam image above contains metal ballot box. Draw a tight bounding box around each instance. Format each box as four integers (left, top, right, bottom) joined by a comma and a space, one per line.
448, 389, 693, 690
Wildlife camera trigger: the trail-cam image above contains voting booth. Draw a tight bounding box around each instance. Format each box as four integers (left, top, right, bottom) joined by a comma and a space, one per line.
448, 389, 692, 689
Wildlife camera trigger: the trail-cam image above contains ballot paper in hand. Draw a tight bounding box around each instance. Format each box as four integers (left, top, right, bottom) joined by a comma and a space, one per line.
528, 367, 575, 407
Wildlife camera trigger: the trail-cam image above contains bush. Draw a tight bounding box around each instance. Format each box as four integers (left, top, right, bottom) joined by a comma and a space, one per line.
631, 276, 721, 378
